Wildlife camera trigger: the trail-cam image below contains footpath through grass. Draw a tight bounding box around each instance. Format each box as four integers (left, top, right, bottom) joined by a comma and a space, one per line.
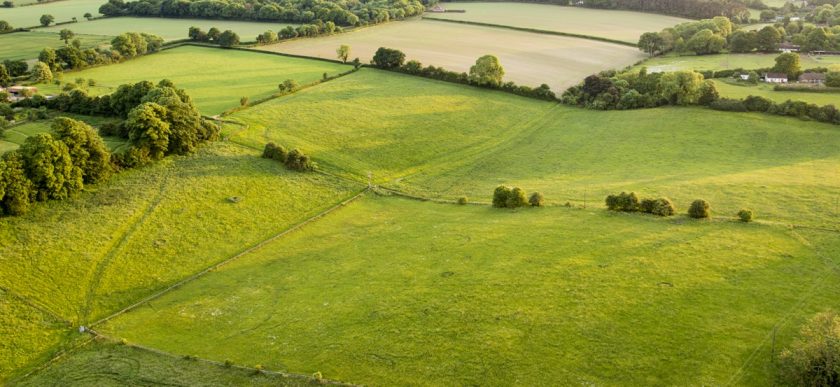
39, 45, 352, 115
0, 142, 360, 381
98, 194, 840, 385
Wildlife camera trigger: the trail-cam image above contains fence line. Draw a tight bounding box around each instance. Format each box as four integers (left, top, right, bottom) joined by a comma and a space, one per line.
89, 187, 369, 328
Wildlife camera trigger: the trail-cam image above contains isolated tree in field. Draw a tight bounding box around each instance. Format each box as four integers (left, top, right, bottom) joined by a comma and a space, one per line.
83, 12, 93, 20
492, 186, 511, 208
371, 47, 405, 69
506, 187, 528, 208
51, 117, 112, 183
756, 26, 782, 52
773, 52, 802, 80
0, 152, 33, 216
337, 45, 351, 63
40, 14, 54, 26
778, 310, 840, 386
279, 79, 299, 92
0, 20, 12, 32
688, 199, 710, 219
30, 61, 53, 83
469, 55, 505, 87
218, 30, 239, 47
207, 27, 221, 41
737, 209, 753, 222
20, 133, 83, 201
59, 29, 75, 44
126, 102, 171, 160
658, 71, 705, 105
0, 65, 10, 88
638, 32, 665, 56
529, 192, 544, 207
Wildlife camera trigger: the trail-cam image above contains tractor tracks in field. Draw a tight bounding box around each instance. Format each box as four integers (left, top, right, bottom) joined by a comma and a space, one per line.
79, 166, 174, 325
0, 285, 72, 326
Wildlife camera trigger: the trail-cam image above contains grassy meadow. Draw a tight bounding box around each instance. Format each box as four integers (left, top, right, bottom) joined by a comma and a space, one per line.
98, 195, 840, 385
1, 115, 125, 154
13, 339, 320, 386
425, 2, 689, 43
264, 19, 645, 92
0, 31, 111, 61
713, 79, 840, 105
39, 45, 351, 115
41, 17, 297, 42
0, 142, 360, 380
0, 0, 103, 26
637, 53, 840, 73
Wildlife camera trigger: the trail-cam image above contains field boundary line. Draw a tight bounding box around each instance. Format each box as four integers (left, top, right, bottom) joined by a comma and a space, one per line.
79, 164, 173, 324
88, 187, 369, 328
421, 16, 638, 47
84, 331, 360, 386
0, 286, 72, 326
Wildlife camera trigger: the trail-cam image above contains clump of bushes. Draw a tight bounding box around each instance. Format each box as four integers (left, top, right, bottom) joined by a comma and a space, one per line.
261, 142, 314, 172
529, 192, 544, 207
607, 192, 674, 216
688, 199, 711, 219
457, 196, 468, 205
738, 209, 753, 222
492, 186, 536, 209
641, 197, 676, 216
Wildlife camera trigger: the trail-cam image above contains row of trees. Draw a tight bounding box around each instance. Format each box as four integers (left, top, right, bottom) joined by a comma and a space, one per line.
492, 186, 543, 208
371, 47, 556, 101
562, 69, 718, 110
0, 118, 111, 216
605, 192, 712, 219
187, 26, 240, 46
710, 95, 840, 125
580, 0, 750, 21
36, 31, 163, 73
261, 142, 314, 171
98, 0, 426, 27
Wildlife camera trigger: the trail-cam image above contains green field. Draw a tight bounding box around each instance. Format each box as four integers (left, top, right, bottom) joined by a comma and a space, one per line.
42, 17, 298, 42
0, 31, 111, 61
98, 194, 840, 385
0, 115, 125, 154
225, 68, 840, 228
265, 19, 645, 91
0, 0, 103, 26
40, 45, 352, 115
637, 53, 840, 73
0, 142, 360, 381
425, 2, 689, 43
13, 339, 320, 386
713, 79, 840, 105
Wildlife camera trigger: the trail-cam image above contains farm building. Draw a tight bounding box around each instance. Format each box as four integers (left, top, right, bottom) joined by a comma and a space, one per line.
5, 86, 38, 101
798, 72, 826, 84
763, 73, 788, 83
779, 43, 800, 53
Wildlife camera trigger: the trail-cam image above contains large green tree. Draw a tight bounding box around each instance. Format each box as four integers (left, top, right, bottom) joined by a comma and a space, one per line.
20, 133, 83, 201
729, 30, 757, 53
0, 64, 10, 88
469, 55, 505, 87
756, 26, 782, 52
337, 44, 351, 63
126, 102, 171, 160
59, 29, 75, 45
773, 52, 802, 79
39, 14, 54, 26
217, 30, 240, 47
30, 61, 53, 83
51, 117, 112, 184
638, 32, 665, 56
686, 29, 726, 54
0, 152, 33, 215
372, 47, 405, 68
658, 71, 705, 105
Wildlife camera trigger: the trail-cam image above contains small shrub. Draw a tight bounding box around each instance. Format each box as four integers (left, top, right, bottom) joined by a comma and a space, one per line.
254, 364, 264, 374
506, 187, 528, 208
651, 198, 675, 216
457, 196, 468, 205
239, 96, 248, 106
285, 148, 314, 171
119, 338, 128, 345
688, 199, 711, 219
313, 371, 323, 380
528, 192, 544, 207
738, 209, 753, 222
262, 142, 287, 162
224, 359, 234, 367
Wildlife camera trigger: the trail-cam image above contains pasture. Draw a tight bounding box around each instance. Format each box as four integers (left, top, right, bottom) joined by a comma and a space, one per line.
424, 2, 689, 43
637, 53, 840, 73
0, 142, 360, 381
98, 195, 840, 385
43, 45, 351, 115
225, 68, 840, 228
0, 0, 102, 26
0, 115, 125, 154
0, 31, 111, 61
264, 20, 645, 92
713, 79, 840, 106
42, 17, 297, 42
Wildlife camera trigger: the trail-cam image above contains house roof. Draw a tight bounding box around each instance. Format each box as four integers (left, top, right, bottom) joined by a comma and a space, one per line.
765, 73, 788, 79
799, 72, 826, 81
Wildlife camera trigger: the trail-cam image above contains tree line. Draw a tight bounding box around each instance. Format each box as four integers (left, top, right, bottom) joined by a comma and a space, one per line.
98, 0, 427, 27
580, 0, 750, 21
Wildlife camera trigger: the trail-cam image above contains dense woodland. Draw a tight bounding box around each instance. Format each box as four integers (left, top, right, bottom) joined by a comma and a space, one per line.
98, 0, 428, 26
581, 0, 751, 21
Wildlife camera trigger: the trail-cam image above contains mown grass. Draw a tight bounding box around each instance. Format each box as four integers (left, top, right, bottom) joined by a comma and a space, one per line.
99, 195, 840, 385
224, 69, 840, 227
1, 114, 126, 154
12, 339, 323, 386
0, 141, 360, 380
0, 0, 103, 26
425, 2, 689, 43
265, 19, 645, 92
41, 17, 298, 42
713, 79, 840, 106
37, 45, 351, 115
636, 53, 840, 73
0, 31, 111, 61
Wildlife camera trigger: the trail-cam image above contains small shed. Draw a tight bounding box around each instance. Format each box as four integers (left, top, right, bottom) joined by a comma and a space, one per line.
798, 72, 826, 84
764, 73, 788, 83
